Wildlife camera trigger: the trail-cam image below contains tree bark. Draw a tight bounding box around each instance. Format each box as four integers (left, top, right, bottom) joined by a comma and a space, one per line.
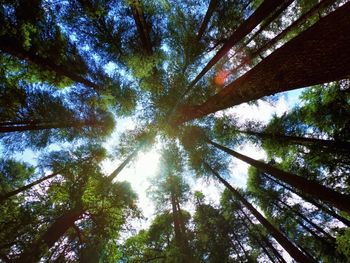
197, 0, 218, 40
208, 139, 350, 214
174, 2, 350, 124
130, 0, 153, 55
0, 172, 60, 203
15, 208, 84, 263
204, 162, 312, 263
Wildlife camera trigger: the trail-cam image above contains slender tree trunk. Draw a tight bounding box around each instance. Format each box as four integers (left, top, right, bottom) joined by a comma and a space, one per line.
0, 172, 60, 203
0, 121, 94, 133
185, 0, 287, 93
277, 198, 335, 242
174, 3, 350, 123
208, 139, 350, 214
15, 208, 84, 263
237, 211, 277, 262
237, 129, 350, 152
130, 0, 153, 55
262, 172, 350, 227
170, 191, 183, 254
204, 162, 315, 263
231, 230, 251, 261
238, 207, 287, 263
197, 0, 218, 40
0, 36, 101, 91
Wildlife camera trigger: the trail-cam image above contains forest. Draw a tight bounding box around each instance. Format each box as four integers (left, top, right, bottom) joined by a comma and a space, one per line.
0, 0, 350, 262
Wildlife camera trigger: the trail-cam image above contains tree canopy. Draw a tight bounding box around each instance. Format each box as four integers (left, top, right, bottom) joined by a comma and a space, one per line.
1, 0, 349, 262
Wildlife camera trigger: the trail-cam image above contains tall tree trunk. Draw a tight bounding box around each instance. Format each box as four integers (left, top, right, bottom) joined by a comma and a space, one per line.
204, 162, 316, 263
238, 207, 287, 263
0, 120, 94, 133
130, 0, 153, 55
230, 230, 251, 262
0, 36, 101, 91
197, 0, 218, 40
208, 139, 350, 214
277, 198, 335, 242
262, 172, 350, 227
15, 208, 84, 263
170, 191, 183, 255
237, 211, 277, 262
184, 0, 288, 94
174, 2, 350, 124
231, 0, 337, 76
237, 129, 350, 152
0, 172, 60, 203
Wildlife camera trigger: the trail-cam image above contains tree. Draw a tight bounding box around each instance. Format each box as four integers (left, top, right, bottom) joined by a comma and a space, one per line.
173, 3, 350, 123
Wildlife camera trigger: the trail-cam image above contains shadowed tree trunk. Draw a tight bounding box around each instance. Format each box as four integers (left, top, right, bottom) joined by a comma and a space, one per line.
208, 139, 350, 214
197, 0, 218, 40
0, 36, 101, 91
0, 172, 60, 203
0, 120, 96, 133
15, 208, 84, 263
262, 172, 350, 227
204, 162, 312, 263
236, 129, 350, 152
174, 2, 350, 123
130, 0, 153, 55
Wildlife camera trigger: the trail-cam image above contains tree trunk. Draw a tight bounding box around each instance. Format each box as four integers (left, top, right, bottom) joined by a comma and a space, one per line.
130, 0, 153, 55
208, 139, 350, 214
174, 2, 350, 123
0, 172, 60, 203
0, 36, 101, 91
197, 0, 218, 40
230, 230, 251, 261
237, 129, 350, 152
262, 172, 350, 227
204, 162, 316, 263
231, 0, 337, 76
0, 121, 94, 133
238, 207, 287, 263
15, 208, 84, 263
185, 0, 287, 94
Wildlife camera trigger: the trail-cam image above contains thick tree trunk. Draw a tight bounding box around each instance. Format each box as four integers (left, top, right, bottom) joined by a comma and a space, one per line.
232, 0, 337, 75
197, 0, 218, 40
208, 139, 350, 214
204, 162, 319, 263
130, 0, 153, 55
185, 0, 287, 93
174, 2, 350, 123
0, 36, 101, 91
262, 172, 350, 227
15, 208, 84, 263
237, 129, 350, 152
0, 172, 60, 203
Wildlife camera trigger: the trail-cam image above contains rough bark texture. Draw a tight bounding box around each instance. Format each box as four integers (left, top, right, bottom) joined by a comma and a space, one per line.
197, 0, 218, 40
204, 163, 312, 263
175, 2, 350, 123
208, 139, 350, 214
